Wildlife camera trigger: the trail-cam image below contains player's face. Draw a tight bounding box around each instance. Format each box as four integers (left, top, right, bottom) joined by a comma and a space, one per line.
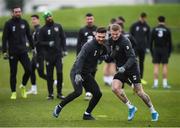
31, 17, 40, 26
95, 32, 106, 45
12, 8, 22, 18
46, 16, 53, 22
111, 30, 121, 41
86, 16, 94, 26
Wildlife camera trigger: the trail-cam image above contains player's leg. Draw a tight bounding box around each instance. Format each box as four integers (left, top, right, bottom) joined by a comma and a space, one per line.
153, 64, 159, 88
152, 49, 160, 88
53, 69, 83, 118
139, 50, 147, 85
46, 59, 55, 100
84, 70, 97, 101
83, 74, 102, 120
36, 55, 47, 80
162, 50, 170, 88
112, 73, 137, 121
55, 56, 64, 99
133, 83, 159, 121
103, 63, 115, 86
9, 54, 18, 99
19, 52, 32, 98
162, 64, 170, 88
27, 57, 37, 95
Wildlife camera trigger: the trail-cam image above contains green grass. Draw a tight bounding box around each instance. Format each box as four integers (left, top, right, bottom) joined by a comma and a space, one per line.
0, 52, 180, 127
0, 4, 180, 49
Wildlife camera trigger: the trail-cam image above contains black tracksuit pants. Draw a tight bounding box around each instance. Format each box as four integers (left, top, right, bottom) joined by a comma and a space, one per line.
59, 69, 102, 114
136, 49, 145, 79
46, 54, 63, 96
9, 52, 32, 92
30, 54, 47, 85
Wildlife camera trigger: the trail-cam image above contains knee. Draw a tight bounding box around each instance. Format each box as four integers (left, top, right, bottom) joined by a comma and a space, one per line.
135, 90, 144, 97
93, 91, 102, 99
74, 88, 83, 97
112, 84, 120, 93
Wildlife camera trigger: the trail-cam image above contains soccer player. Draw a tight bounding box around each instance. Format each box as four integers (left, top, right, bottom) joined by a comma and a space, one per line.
38, 11, 67, 100
2, 6, 34, 99
53, 27, 107, 120
76, 13, 97, 100
130, 12, 150, 85
109, 24, 159, 121
150, 16, 172, 89
27, 14, 47, 95
103, 18, 117, 86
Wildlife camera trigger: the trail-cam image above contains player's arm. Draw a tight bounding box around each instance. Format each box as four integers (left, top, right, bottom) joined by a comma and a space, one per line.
122, 38, 136, 69
150, 29, 155, 56
128, 34, 137, 50
76, 29, 83, 55
146, 24, 151, 49
75, 43, 91, 74
2, 22, 9, 54
167, 29, 172, 57
25, 21, 34, 49
59, 25, 67, 52
129, 23, 135, 36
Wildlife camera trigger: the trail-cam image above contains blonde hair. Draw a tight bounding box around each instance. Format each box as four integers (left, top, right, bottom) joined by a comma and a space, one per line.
110, 24, 122, 31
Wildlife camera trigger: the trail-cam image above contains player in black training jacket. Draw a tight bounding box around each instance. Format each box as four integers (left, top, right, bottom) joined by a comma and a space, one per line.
27, 14, 47, 95
150, 16, 172, 89
109, 24, 159, 122
53, 27, 107, 120
130, 12, 150, 85
38, 11, 67, 100
76, 13, 97, 100
2, 6, 34, 100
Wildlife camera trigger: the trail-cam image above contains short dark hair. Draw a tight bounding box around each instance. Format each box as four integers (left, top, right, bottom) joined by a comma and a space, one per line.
31, 14, 39, 19
158, 16, 165, 22
11, 6, 21, 12
86, 13, 93, 17
96, 27, 107, 33
110, 18, 116, 24
118, 16, 125, 22
140, 12, 147, 18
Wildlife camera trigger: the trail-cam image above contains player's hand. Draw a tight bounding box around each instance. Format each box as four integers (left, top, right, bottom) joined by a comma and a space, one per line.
49, 41, 55, 47
75, 74, 84, 85
62, 51, 68, 57
32, 48, 37, 57
146, 48, 150, 53
117, 66, 125, 73
3, 52, 9, 60
99, 54, 109, 61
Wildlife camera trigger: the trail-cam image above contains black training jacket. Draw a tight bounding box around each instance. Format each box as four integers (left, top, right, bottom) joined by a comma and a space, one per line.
73, 39, 107, 74
38, 22, 66, 56
130, 21, 150, 50
109, 35, 137, 70
76, 25, 97, 55
2, 18, 33, 54
150, 24, 172, 55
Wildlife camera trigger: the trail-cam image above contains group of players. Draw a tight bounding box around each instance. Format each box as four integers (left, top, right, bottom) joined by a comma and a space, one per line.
2, 6, 172, 122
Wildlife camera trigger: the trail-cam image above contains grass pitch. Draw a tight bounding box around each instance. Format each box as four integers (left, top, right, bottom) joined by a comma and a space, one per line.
0, 52, 180, 127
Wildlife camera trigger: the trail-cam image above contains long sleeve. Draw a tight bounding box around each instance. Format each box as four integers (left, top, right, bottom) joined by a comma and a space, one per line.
59, 25, 67, 52
2, 22, 9, 53
150, 29, 155, 55
168, 29, 172, 55
25, 21, 34, 49
122, 39, 136, 69
75, 43, 91, 74
146, 24, 151, 49
76, 29, 83, 55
